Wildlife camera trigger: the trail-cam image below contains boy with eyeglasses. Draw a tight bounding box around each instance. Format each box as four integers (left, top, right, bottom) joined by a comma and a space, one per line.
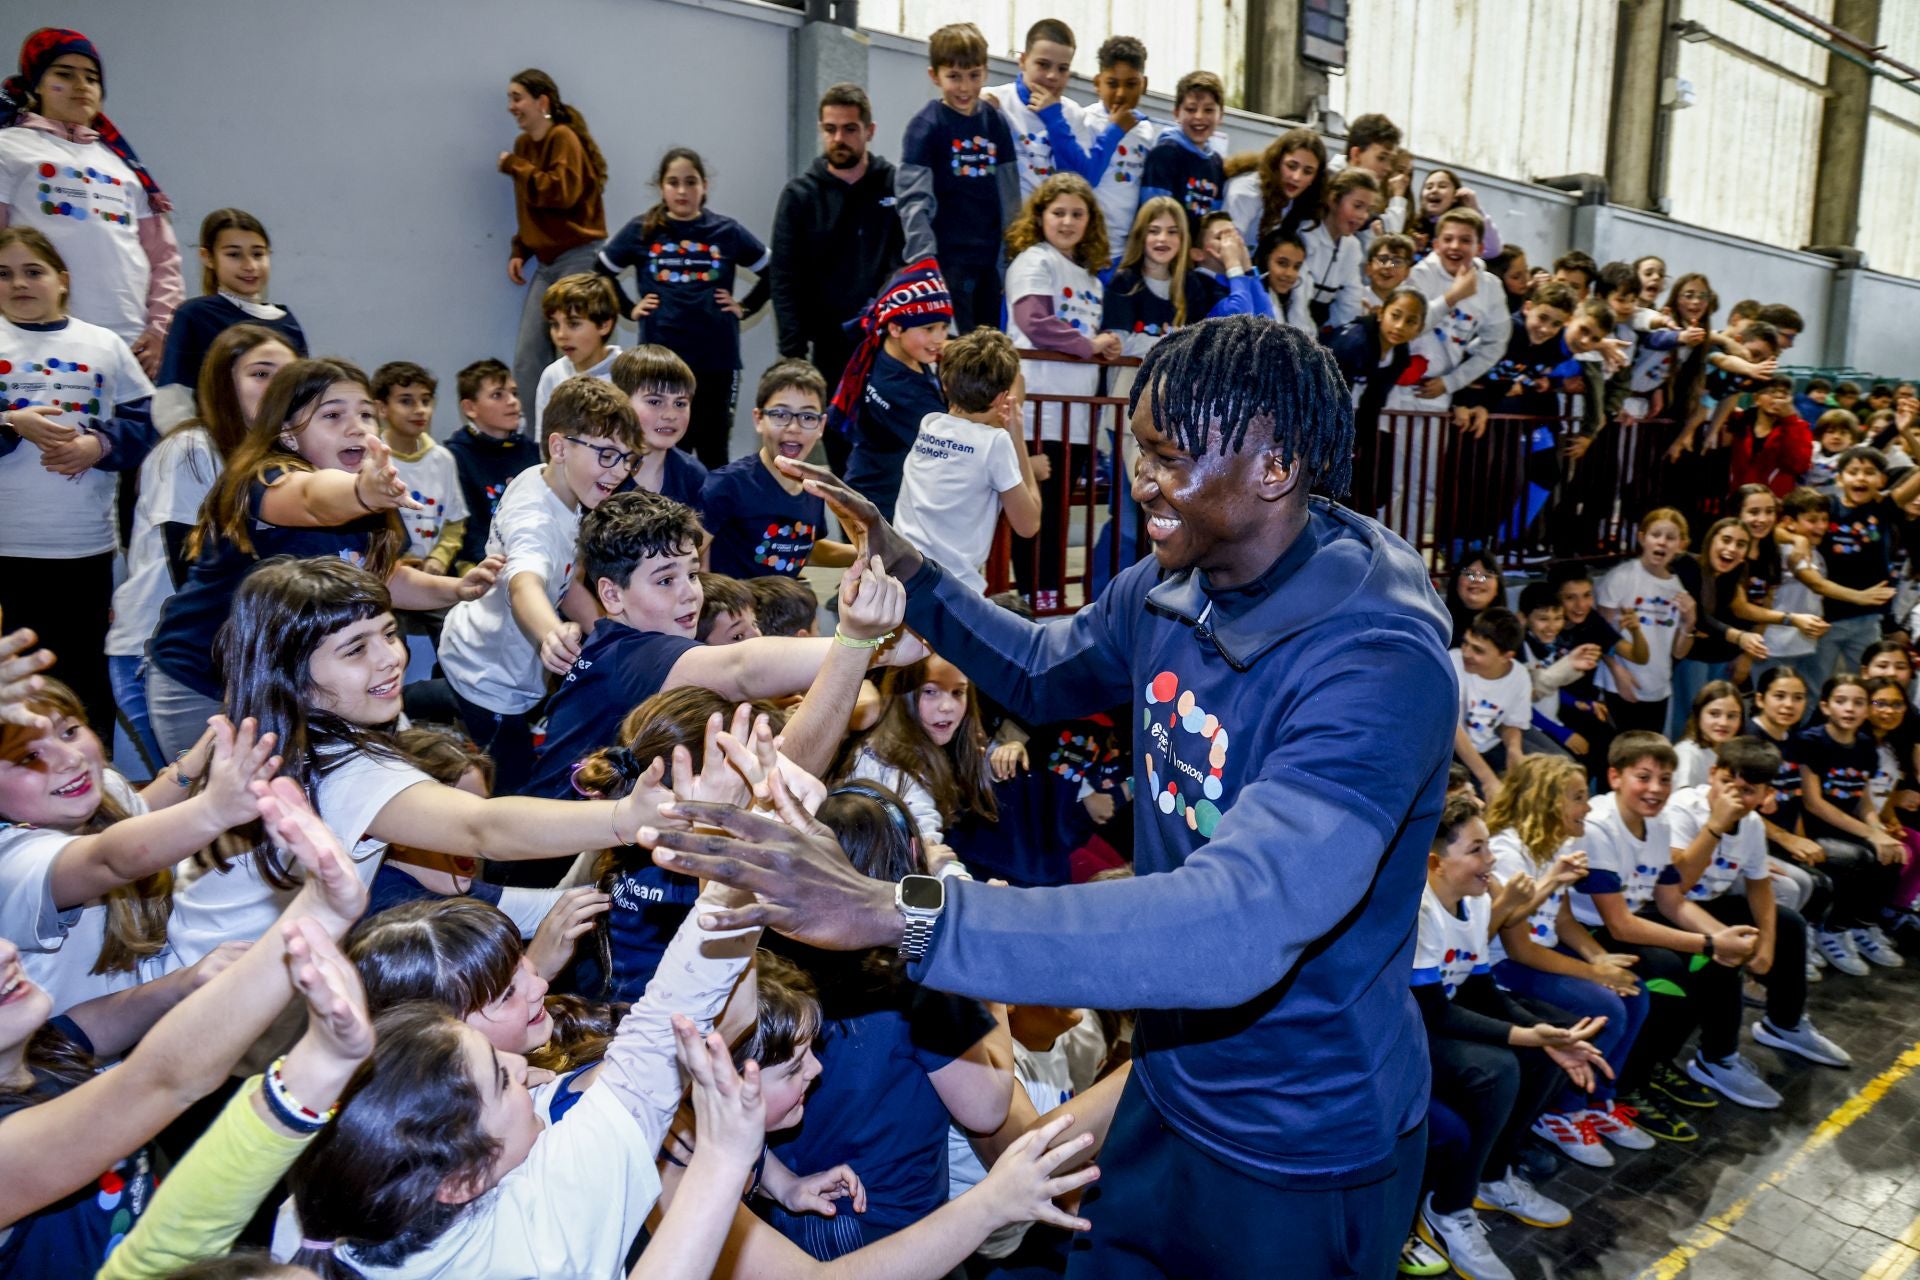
701, 359, 856, 579
437, 376, 644, 793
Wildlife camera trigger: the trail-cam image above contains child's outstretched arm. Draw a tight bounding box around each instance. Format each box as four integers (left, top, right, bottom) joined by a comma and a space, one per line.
895, 118, 941, 263
775, 557, 909, 778
94, 923, 374, 1280
47, 717, 279, 911
0, 778, 369, 1230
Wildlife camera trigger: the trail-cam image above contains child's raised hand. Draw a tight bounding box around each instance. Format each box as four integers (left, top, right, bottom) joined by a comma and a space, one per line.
204, 715, 283, 828
539, 620, 584, 675
527, 886, 613, 981
673, 1013, 766, 1167
0, 620, 54, 732
839, 555, 906, 642
284, 915, 375, 1064
990, 741, 1030, 780
253, 776, 368, 933
1569, 642, 1602, 672
977, 1114, 1098, 1233
1489, 870, 1536, 930
5, 406, 77, 450
356, 436, 423, 512
670, 705, 766, 811
455, 553, 506, 601
1547, 849, 1588, 888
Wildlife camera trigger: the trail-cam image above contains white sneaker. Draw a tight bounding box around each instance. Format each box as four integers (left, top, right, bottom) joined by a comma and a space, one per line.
1419, 1195, 1516, 1280
1687, 1052, 1783, 1109
1586, 1101, 1659, 1150
1817, 929, 1871, 976
1852, 926, 1906, 968
1806, 953, 1822, 984
1475, 1168, 1572, 1228
1529, 1111, 1613, 1167
1811, 942, 1829, 969
1752, 1016, 1852, 1068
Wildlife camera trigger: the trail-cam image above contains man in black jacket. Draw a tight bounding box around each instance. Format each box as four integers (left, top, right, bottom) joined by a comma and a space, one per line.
772, 83, 905, 472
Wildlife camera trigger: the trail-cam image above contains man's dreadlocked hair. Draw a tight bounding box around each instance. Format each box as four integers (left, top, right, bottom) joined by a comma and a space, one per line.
1129, 314, 1354, 496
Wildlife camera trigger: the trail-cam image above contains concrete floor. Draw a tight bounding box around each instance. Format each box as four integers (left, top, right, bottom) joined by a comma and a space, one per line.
1490, 941, 1920, 1279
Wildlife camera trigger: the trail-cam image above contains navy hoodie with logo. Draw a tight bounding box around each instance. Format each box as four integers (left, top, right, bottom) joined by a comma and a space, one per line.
901, 497, 1455, 1186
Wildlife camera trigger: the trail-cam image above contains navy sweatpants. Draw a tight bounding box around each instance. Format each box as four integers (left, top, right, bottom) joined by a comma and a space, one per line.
1065, 1073, 1425, 1279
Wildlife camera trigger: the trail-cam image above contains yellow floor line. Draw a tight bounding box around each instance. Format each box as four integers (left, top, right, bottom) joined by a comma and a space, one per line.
1858, 1213, 1920, 1280
1636, 1041, 1920, 1279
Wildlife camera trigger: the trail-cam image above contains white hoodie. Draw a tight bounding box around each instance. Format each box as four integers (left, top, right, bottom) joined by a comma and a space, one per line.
1407, 253, 1513, 396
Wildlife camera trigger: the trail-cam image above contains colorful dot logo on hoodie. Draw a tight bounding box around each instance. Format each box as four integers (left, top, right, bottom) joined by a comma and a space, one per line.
752, 520, 818, 574
1140, 670, 1228, 836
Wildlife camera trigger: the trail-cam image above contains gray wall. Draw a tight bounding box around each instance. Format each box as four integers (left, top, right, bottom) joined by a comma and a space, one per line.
30, 0, 1917, 454
42, 0, 803, 449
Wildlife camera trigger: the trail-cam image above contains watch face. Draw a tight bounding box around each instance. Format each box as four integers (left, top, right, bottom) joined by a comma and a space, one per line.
900, 874, 945, 911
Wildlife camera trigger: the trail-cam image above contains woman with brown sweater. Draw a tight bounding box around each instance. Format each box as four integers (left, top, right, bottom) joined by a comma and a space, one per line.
498, 68, 609, 400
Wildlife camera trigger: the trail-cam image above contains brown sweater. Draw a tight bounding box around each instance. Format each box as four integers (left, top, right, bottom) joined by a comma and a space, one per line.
499, 123, 606, 263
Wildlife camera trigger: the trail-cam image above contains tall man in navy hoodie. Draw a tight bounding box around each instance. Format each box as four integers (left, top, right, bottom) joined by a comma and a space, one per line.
649, 315, 1456, 1278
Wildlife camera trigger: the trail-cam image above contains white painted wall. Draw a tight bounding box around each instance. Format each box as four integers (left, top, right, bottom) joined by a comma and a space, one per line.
1666, 0, 1830, 251
1324, 0, 1617, 180
1857, 0, 1920, 279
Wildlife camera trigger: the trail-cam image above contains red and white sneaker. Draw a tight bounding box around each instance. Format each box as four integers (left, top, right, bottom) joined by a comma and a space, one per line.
1586, 1102, 1657, 1150
1529, 1111, 1613, 1167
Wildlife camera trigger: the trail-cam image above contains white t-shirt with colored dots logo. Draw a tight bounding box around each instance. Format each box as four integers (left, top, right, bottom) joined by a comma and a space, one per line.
1571, 792, 1674, 925
1413, 884, 1492, 999
388, 437, 471, 562
0, 127, 156, 342
1662, 784, 1768, 901
1005, 242, 1104, 444
1449, 649, 1533, 754
1488, 831, 1570, 961
0, 313, 154, 557
1596, 558, 1685, 701
1140, 669, 1230, 838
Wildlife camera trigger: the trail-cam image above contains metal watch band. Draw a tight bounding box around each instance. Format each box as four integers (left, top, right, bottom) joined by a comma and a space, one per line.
901, 915, 937, 962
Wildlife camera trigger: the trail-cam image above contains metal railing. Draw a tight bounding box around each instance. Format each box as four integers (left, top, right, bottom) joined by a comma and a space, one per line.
976, 351, 1700, 611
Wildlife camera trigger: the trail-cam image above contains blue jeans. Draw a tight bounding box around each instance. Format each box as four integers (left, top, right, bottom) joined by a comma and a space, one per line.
1813, 613, 1882, 685
108, 655, 164, 779
1493, 956, 1649, 1111
1666, 656, 1730, 741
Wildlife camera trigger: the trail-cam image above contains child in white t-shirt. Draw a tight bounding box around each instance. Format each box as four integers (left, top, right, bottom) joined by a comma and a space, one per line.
436, 377, 644, 793
374, 361, 469, 574
1596, 508, 1696, 733
895, 328, 1043, 593
1451, 608, 1534, 800
532, 274, 623, 437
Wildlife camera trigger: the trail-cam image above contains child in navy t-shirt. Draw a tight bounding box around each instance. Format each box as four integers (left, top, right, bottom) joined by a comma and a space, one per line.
897, 23, 1022, 332
447, 359, 541, 571
702, 361, 856, 580
610, 345, 708, 516
597, 148, 771, 467
1140, 71, 1227, 221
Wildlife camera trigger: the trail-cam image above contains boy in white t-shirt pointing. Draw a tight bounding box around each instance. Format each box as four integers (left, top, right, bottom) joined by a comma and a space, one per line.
894, 327, 1045, 593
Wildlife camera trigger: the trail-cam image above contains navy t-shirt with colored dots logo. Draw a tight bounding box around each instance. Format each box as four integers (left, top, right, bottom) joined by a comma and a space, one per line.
0, 1018, 155, 1279
1793, 724, 1880, 841
700, 453, 824, 580
901, 99, 1017, 267
599, 209, 769, 372
1141, 135, 1224, 221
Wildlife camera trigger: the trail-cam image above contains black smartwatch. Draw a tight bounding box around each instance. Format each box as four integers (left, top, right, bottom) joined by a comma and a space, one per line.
1700, 932, 1716, 959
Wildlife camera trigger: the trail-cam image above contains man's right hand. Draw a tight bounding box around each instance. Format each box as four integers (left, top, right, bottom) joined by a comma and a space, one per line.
644, 770, 908, 951
775, 457, 925, 581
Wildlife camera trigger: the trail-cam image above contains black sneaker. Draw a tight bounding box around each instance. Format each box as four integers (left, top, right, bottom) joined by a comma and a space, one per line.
1617, 1091, 1699, 1142
1649, 1061, 1719, 1109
